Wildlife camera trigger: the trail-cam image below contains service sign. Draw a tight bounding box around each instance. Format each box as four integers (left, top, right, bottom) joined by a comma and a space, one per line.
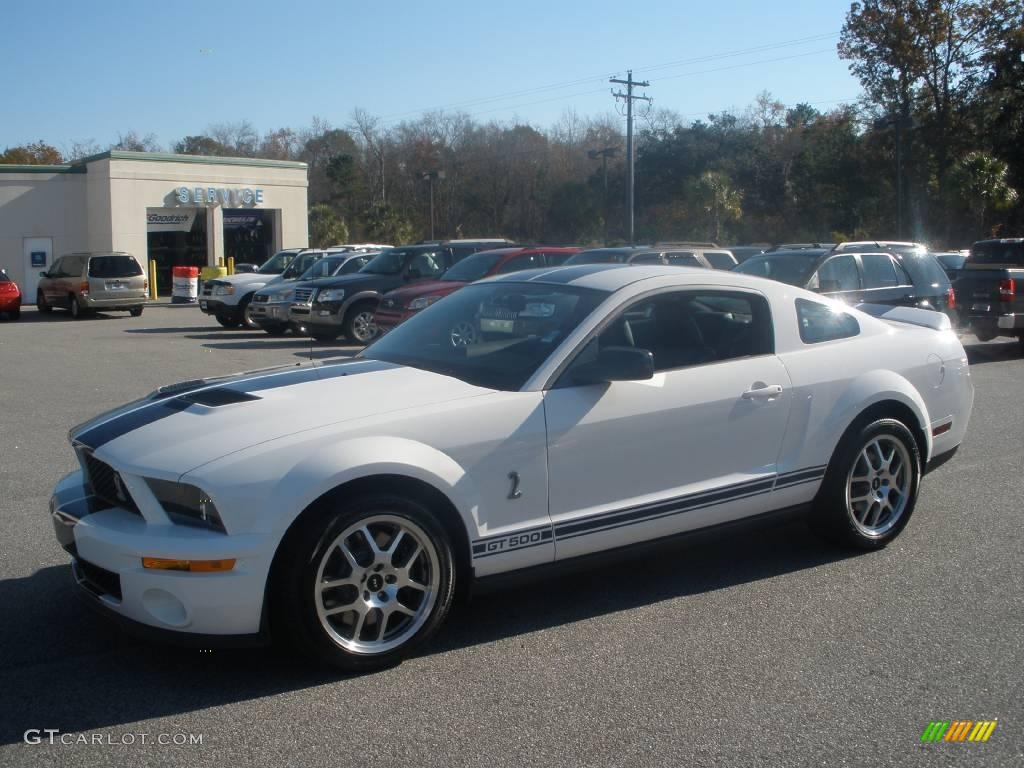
175, 186, 264, 206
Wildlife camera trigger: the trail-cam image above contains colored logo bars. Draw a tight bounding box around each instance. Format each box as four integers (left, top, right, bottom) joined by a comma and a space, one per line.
921, 720, 998, 742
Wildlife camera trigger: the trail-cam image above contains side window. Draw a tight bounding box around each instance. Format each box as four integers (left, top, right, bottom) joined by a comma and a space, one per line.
49, 257, 64, 276
340, 256, 368, 274
665, 251, 702, 268
796, 298, 860, 344
590, 290, 772, 372
448, 246, 476, 265
704, 251, 736, 270
860, 254, 901, 288
811, 255, 860, 292
543, 251, 573, 267
891, 259, 913, 286
632, 253, 665, 265
409, 251, 444, 277
64, 256, 85, 277
496, 254, 544, 274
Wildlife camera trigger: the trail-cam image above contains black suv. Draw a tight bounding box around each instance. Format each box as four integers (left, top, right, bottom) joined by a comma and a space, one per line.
295, 241, 511, 342
735, 247, 955, 319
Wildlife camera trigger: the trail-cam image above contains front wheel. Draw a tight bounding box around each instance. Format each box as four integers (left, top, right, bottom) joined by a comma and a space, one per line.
215, 313, 241, 328
811, 418, 921, 549
240, 296, 260, 330
343, 304, 379, 345
37, 290, 51, 313
271, 494, 457, 671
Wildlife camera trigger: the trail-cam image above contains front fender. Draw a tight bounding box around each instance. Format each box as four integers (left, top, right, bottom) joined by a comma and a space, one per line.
822, 369, 932, 463
187, 436, 479, 547
339, 291, 382, 315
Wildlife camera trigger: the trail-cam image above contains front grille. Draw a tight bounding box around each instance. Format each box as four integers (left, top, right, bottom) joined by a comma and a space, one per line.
294, 288, 314, 303
79, 450, 141, 515
74, 558, 122, 601
254, 294, 269, 303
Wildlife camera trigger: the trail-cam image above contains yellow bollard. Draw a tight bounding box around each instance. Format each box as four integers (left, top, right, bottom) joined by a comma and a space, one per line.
227, 256, 235, 275
148, 259, 158, 301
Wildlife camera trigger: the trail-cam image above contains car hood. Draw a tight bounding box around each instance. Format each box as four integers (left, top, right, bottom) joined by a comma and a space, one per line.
216, 273, 282, 287
383, 280, 464, 304
305, 273, 393, 290
71, 359, 493, 477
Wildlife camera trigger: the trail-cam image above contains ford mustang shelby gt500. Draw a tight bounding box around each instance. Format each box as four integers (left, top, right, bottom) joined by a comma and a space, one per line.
50, 265, 973, 670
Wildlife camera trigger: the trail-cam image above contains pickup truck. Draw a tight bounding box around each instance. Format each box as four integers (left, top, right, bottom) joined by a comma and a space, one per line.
954, 238, 1024, 346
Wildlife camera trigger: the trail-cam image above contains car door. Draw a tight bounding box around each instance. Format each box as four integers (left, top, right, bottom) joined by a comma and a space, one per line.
808, 253, 862, 304
41, 257, 63, 303
544, 288, 793, 560
857, 252, 915, 307
56, 255, 82, 306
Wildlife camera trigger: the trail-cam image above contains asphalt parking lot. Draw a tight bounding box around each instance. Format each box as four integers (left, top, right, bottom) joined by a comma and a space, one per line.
0, 303, 1021, 767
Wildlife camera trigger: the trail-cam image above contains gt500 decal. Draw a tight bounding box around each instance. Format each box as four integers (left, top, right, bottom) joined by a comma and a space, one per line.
472, 527, 553, 559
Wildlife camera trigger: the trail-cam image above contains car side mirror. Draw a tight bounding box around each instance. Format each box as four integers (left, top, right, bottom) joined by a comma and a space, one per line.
571, 346, 655, 384
406, 268, 422, 280
39, 271, 48, 278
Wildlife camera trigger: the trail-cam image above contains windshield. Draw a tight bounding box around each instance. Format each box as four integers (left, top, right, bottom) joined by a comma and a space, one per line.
362, 282, 607, 390
300, 255, 348, 280
88, 255, 142, 278
565, 250, 629, 265
282, 252, 323, 279
257, 251, 296, 275
441, 252, 503, 282
361, 249, 412, 275
970, 241, 1024, 266
735, 254, 818, 286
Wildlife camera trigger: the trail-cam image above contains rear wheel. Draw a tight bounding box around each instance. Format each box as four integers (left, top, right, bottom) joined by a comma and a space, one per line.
129, 306, 144, 317
811, 418, 921, 549
37, 290, 51, 313
344, 303, 379, 345
69, 295, 84, 319
240, 295, 259, 330
271, 494, 457, 671
9, 308, 20, 321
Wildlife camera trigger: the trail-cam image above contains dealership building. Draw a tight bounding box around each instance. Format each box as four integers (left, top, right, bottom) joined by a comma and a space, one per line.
0, 150, 308, 300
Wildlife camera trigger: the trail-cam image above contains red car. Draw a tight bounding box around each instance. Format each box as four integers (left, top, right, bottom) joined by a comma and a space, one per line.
373, 246, 581, 332
0, 270, 21, 320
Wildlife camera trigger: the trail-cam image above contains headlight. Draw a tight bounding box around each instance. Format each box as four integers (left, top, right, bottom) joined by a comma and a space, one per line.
213, 284, 235, 296
318, 288, 345, 302
145, 478, 226, 533
408, 295, 442, 311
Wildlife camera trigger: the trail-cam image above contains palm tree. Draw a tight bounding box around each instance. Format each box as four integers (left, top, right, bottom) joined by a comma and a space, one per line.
952, 152, 1019, 236
691, 171, 743, 242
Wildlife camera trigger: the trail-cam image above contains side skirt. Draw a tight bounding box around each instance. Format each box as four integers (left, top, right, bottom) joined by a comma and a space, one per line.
470, 502, 812, 596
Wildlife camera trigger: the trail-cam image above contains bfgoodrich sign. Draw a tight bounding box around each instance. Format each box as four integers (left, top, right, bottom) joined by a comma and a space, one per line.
175, 186, 264, 206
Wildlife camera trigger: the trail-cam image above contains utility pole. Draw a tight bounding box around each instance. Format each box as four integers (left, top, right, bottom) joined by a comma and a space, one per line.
588, 146, 619, 245
611, 70, 650, 244
419, 170, 445, 240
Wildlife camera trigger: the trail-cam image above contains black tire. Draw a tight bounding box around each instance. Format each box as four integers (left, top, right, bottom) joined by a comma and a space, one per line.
9, 308, 19, 321
69, 294, 84, 319
311, 329, 340, 342
239, 295, 259, 330
263, 324, 288, 336
216, 313, 241, 328
36, 290, 51, 313
810, 418, 921, 550
270, 493, 457, 672
343, 302, 379, 345
129, 306, 144, 317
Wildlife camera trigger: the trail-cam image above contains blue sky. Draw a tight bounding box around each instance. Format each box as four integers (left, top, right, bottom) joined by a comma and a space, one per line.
1, 0, 862, 154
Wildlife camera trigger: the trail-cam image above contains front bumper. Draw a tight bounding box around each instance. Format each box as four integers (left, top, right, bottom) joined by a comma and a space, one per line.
249, 301, 292, 326
299, 302, 344, 328
49, 470, 273, 637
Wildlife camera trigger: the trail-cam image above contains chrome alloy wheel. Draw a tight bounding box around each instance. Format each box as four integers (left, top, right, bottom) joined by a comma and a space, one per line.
350, 310, 378, 343
449, 321, 478, 347
845, 436, 912, 537
314, 515, 440, 655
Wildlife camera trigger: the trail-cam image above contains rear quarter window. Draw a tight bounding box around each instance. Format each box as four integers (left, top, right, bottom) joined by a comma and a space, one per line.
89, 256, 143, 278
796, 298, 860, 344
899, 253, 949, 289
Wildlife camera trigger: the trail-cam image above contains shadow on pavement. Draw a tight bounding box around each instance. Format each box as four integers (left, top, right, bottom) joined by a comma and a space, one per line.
964, 339, 1021, 366
0, 513, 858, 744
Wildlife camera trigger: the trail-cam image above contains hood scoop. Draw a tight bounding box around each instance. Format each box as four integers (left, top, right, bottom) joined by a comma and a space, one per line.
177, 388, 262, 407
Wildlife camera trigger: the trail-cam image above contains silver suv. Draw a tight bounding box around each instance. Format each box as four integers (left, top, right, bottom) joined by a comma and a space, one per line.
37, 252, 148, 319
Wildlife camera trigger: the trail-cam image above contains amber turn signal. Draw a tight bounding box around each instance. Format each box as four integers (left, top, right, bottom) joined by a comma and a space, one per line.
141, 557, 236, 572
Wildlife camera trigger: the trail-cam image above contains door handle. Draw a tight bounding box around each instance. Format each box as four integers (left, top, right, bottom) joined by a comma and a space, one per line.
742, 384, 783, 400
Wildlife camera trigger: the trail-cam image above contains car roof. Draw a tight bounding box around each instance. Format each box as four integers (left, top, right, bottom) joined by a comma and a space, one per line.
484, 263, 773, 292
749, 248, 831, 259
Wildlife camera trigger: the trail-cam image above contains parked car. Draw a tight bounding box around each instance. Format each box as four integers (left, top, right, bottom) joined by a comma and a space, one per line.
36, 252, 148, 319
373, 246, 580, 334
953, 238, 1024, 346
832, 240, 928, 256
723, 245, 767, 263
250, 250, 381, 335
296, 241, 510, 343
566, 246, 736, 270
200, 248, 324, 329
932, 251, 968, 281
564, 247, 661, 265
735, 248, 955, 319
767, 242, 836, 252
0, 269, 21, 320
49, 264, 973, 670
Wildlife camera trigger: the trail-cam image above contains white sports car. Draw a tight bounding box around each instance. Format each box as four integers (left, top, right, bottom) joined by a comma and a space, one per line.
50, 265, 973, 670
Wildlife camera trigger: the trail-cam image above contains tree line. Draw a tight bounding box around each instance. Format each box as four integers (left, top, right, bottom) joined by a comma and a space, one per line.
2, 0, 1021, 249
